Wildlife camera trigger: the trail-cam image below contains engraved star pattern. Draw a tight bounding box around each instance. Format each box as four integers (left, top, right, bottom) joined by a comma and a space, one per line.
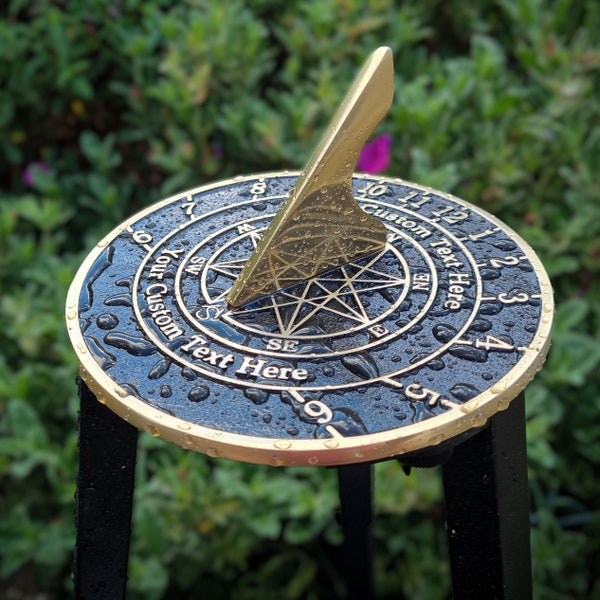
206, 235, 406, 337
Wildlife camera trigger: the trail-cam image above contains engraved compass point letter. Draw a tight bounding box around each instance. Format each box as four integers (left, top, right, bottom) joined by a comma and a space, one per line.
226, 47, 394, 309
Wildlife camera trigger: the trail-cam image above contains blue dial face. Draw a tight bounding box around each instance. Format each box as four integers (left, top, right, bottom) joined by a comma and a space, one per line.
67, 173, 552, 465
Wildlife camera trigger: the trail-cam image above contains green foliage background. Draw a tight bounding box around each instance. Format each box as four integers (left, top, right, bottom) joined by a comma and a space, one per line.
1, 0, 599, 598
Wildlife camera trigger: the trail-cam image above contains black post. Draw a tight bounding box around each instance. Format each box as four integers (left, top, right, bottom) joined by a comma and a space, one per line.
442, 392, 532, 600
75, 378, 139, 599
337, 463, 374, 600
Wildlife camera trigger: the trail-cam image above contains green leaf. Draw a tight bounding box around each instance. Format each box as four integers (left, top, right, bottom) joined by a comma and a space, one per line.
553, 298, 588, 333
472, 34, 506, 78
546, 332, 600, 386
543, 254, 580, 277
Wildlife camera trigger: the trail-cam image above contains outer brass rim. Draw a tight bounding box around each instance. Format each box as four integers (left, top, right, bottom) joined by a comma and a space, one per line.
66, 172, 553, 467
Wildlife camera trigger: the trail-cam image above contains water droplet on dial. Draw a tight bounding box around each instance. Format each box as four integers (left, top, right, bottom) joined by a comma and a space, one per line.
188, 385, 210, 402
145, 423, 160, 437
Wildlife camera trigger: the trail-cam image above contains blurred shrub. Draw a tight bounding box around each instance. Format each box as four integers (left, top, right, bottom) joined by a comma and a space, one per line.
1, 0, 599, 598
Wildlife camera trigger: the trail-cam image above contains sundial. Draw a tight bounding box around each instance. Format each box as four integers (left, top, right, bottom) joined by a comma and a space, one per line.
66, 48, 553, 467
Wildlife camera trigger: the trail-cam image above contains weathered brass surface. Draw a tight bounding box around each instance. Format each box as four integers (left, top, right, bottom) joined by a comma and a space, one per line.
226, 47, 393, 308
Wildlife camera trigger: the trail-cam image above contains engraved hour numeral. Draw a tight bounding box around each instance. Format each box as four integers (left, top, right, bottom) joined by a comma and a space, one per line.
498, 290, 530, 304
357, 182, 432, 209
481, 289, 540, 304
250, 179, 267, 200
430, 205, 470, 224
181, 201, 197, 216
477, 255, 527, 269
288, 390, 342, 437
356, 182, 388, 197
126, 226, 153, 251
405, 383, 458, 409
132, 230, 152, 245
489, 255, 521, 268
403, 192, 431, 209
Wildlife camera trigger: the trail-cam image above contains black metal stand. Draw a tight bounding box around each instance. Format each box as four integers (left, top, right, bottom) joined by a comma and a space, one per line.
337, 463, 374, 600
442, 392, 532, 600
75, 382, 531, 599
75, 378, 138, 600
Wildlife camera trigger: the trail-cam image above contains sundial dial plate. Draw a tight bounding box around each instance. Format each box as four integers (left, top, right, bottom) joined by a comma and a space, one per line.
66, 172, 552, 466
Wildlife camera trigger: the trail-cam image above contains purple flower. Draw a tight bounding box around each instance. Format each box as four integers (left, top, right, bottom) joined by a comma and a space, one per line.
211, 144, 224, 159
22, 161, 50, 188
357, 134, 392, 174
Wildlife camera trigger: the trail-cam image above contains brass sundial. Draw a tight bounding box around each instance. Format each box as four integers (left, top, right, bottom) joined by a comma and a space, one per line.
66, 48, 553, 466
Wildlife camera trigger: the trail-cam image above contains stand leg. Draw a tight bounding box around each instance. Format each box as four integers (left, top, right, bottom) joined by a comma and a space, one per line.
442, 392, 532, 600
337, 463, 374, 600
75, 378, 138, 599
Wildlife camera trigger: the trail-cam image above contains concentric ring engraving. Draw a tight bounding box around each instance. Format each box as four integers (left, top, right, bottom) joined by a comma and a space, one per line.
66, 173, 553, 465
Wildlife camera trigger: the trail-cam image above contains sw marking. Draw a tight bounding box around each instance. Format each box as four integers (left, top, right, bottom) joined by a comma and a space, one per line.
184, 256, 206, 277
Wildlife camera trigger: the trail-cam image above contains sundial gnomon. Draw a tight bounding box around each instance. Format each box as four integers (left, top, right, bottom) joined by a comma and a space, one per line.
67, 49, 552, 466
